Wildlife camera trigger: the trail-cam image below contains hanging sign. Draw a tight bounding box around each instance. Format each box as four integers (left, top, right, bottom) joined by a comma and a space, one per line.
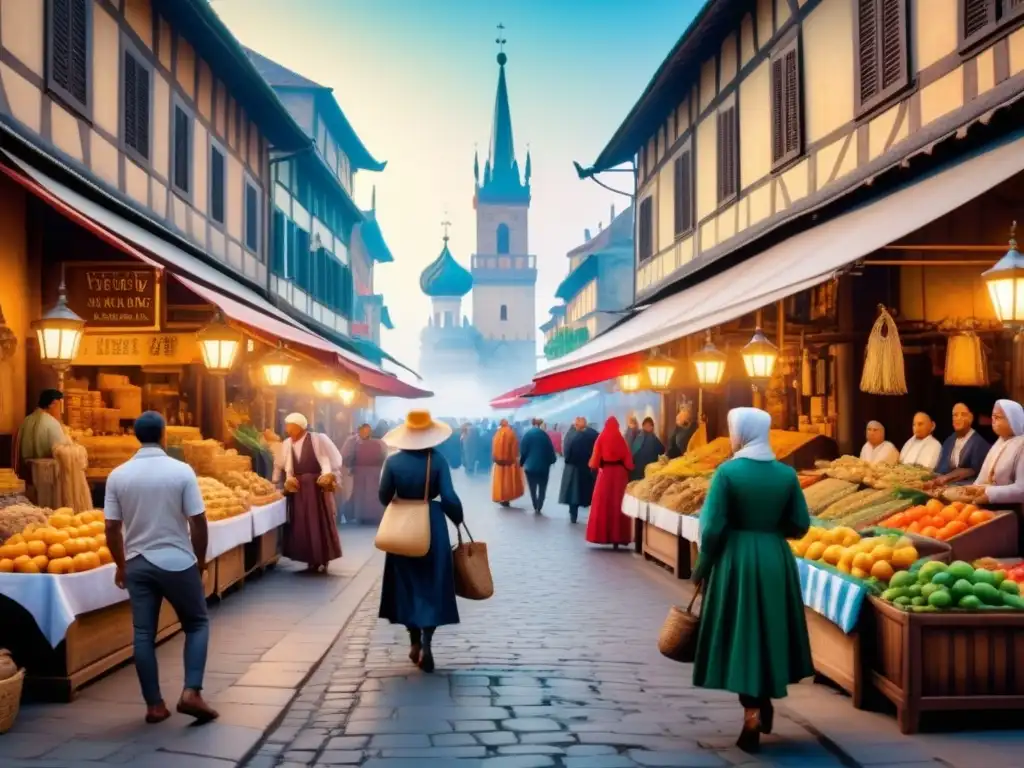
74, 333, 200, 367
63, 262, 160, 330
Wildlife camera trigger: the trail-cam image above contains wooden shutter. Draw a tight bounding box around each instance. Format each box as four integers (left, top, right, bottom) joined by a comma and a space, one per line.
48, 0, 89, 111
879, 0, 906, 91
716, 106, 737, 203
771, 57, 785, 164
784, 47, 801, 157
245, 184, 258, 250
123, 50, 149, 159
173, 106, 190, 194
673, 150, 692, 236
856, 0, 908, 113
638, 197, 653, 262
210, 148, 225, 224
856, 0, 879, 108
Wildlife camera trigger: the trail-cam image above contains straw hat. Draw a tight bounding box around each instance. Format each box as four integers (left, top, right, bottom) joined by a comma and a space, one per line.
383, 410, 452, 451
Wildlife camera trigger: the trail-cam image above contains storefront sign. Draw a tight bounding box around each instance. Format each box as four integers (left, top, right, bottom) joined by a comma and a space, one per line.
74, 333, 200, 366
64, 263, 160, 329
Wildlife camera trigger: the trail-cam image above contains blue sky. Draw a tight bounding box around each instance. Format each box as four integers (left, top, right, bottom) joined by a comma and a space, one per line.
211, 0, 703, 379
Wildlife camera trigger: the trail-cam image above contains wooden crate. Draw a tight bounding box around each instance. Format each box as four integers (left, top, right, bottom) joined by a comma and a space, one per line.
202, 562, 214, 598
0, 595, 180, 702
805, 607, 867, 708
214, 546, 245, 597
258, 528, 280, 567
868, 596, 1024, 733
945, 511, 1019, 562
642, 523, 696, 579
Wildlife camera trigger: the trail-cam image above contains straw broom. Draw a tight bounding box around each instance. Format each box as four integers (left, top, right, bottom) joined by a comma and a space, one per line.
860, 306, 908, 395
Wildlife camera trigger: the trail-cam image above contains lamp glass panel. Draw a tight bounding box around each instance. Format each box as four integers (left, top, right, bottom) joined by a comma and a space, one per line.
646, 363, 674, 389
339, 388, 356, 405
986, 277, 1024, 324
313, 379, 338, 397
694, 358, 726, 386
264, 363, 292, 387
200, 338, 238, 370
743, 351, 777, 379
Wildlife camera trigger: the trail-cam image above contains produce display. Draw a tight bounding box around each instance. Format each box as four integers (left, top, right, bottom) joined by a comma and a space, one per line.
645, 431, 819, 479
814, 456, 934, 489
184, 440, 252, 478
218, 470, 277, 498
878, 560, 1024, 612
803, 478, 859, 515
0, 509, 112, 574
876, 499, 995, 541
0, 469, 25, 496
654, 476, 711, 514
0, 505, 49, 542
198, 477, 250, 521
789, 526, 920, 582
627, 474, 688, 503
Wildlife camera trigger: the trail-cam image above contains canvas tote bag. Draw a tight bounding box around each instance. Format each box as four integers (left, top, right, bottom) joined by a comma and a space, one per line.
452, 523, 493, 600
374, 453, 432, 557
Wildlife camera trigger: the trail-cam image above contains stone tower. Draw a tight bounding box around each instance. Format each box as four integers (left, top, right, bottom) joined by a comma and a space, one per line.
472, 36, 537, 389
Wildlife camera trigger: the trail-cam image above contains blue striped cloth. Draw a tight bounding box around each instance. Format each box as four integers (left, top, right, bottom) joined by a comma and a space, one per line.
795, 559, 868, 634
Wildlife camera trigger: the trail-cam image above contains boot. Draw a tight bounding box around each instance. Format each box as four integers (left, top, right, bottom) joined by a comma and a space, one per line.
569, 506, 578, 524
736, 708, 761, 753
760, 700, 774, 734
407, 628, 421, 664
418, 628, 435, 673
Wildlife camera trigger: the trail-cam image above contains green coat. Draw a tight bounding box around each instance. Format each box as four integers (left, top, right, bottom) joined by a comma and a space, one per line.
692, 458, 814, 700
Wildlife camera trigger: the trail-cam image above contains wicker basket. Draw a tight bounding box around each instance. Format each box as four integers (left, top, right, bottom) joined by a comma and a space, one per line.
657, 587, 702, 663
0, 668, 25, 734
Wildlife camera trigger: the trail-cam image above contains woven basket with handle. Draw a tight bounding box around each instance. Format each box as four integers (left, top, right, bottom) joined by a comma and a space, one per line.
657, 585, 702, 663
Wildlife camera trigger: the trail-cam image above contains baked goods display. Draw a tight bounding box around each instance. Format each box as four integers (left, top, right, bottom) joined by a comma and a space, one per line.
197, 477, 250, 521
0, 469, 25, 497
74, 434, 141, 480
184, 440, 252, 478
0, 505, 49, 542
0, 509, 112, 574
217, 471, 280, 504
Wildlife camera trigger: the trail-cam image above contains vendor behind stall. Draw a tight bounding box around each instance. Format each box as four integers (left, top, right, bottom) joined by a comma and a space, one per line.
19, 389, 69, 463
899, 412, 942, 471
860, 421, 899, 464
932, 403, 990, 486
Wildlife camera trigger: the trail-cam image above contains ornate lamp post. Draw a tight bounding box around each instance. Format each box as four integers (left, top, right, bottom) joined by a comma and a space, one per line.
741, 326, 779, 389
645, 350, 677, 391
692, 329, 727, 417
32, 279, 85, 393
261, 345, 295, 388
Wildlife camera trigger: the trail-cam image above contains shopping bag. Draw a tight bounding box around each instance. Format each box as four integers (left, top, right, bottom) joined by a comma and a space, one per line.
657, 583, 702, 663
452, 523, 493, 600
375, 455, 431, 557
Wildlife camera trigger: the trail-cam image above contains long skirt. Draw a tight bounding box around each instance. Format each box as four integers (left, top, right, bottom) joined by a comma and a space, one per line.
284, 474, 342, 567
585, 465, 632, 545
347, 467, 385, 525
379, 501, 460, 629
491, 462, 525, 503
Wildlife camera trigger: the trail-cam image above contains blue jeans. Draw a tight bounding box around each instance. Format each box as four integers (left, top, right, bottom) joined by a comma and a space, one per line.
125, 557, 209, 706
525, 471, 549, 510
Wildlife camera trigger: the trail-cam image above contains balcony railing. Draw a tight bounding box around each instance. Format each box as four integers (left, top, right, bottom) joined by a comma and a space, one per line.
471, 255, 537, 271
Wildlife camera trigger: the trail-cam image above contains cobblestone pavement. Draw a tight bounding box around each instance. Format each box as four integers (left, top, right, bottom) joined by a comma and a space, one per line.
247, 466, 1019, 768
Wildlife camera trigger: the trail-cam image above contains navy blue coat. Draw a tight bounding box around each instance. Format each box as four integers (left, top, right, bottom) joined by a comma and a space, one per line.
559, 426, 598, 507
377, 448, 462, 629
935, 431, 990, 481
519, 427, 557, 476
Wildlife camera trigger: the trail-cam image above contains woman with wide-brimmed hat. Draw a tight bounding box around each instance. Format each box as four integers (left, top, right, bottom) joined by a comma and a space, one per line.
379, 411, 463, 672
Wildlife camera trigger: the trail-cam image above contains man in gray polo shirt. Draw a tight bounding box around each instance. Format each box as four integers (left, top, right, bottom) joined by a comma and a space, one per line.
104, 411, 218, 724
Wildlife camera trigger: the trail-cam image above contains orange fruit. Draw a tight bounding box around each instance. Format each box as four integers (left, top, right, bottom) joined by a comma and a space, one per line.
853, 552, 874, 571
72, 552, 94, 572
940, 506, 958, 522
47, 558, 67, 574
886, 513, 908, 529
956, 509, 972, 523
88, 521, 105, 536
946, 520, 968, 536
5, 533, 24, 545
81, 537, 97, 552
26, 540, 46, 557
63, 538, 82, 557
6, 542, 27, 559
95, 533, 106, 547
15, 559, 40, 574
926, 498, 944, 514
0, 558, 13, 573
952, 501, 966, 511
968, 509, 995, 527
921, 526, 940, 539
97, 546, 113, 565
31, 555, 48, 571
871, 560, 895, 581
47, 543, 67, 559
892, 546, 919, 569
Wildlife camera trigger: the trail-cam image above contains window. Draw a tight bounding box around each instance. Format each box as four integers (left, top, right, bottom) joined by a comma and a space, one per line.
210, 145, 225, 224
244, 180, 260, 252
122, 47, 150, 161
673, 148, 693, 237
500, 304, 508, 321
172, 102, 191, 196
46, 0, 90, 115
294, 227, 311, 291
271, 209, 286, 278
496, 223, 510, 254
854, 0, 909, 115
716, 105, 738, 204
771, 38, 802, 168
638, 196, 654, 263
960, 0, 1024, 48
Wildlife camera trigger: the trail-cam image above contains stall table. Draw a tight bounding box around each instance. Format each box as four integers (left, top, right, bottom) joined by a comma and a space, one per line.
207, 511, 254, 597
245, 498, 286, 575
621, 498, 700, 578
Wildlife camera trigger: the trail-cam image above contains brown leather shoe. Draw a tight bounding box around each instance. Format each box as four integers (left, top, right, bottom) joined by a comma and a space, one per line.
145, 703, 171, 724
176, 689, 219, 724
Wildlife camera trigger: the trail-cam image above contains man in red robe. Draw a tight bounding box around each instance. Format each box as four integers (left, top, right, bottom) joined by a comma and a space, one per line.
491, 419, 525, 507
586, 416, 634, 547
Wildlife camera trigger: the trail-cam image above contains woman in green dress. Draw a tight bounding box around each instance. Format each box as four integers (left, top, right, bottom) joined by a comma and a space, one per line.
692, 407, 814, 753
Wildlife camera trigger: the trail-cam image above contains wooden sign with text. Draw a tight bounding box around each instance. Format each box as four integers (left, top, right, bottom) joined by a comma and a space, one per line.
64, 263, 160, 330
74, 333, 200, 367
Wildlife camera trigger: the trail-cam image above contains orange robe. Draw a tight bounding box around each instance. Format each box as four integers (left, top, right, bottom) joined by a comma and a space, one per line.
491, 426, 525, 502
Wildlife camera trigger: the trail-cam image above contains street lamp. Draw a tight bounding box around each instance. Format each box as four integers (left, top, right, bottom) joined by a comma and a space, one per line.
312, 378, 339, 398
196, 310, 242, 374
645, 350, 676, 391
617, 373, 641, 393
983, 221, 1024, 332
261, 345, 295, 388
692, 330, 726, 387
741, 327, 778, 386
338, 387, 356, 406
32, 279, 85, 392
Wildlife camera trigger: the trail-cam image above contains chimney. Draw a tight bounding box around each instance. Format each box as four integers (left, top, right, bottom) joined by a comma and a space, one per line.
584, 228, 591, 241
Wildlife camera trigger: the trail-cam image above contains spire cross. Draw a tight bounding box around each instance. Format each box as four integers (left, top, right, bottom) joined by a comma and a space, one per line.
441, 218, 452, 242
496, 23, 506, 53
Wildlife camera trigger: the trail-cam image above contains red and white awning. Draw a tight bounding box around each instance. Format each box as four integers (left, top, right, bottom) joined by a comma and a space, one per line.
489, 384, 535, 410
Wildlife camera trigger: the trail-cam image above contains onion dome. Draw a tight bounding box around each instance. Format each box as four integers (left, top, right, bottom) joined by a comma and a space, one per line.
419, 233, 472, 297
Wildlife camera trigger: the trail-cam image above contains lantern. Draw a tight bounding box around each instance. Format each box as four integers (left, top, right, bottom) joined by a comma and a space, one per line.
338, 387, 356, 406
692, 330, 726, 387
196, 310, 242, 374
741, 327, 778, 384
32, 279, 85, 391
945, 331, 988, 387
645, 350, 676, 391
617, 373, 641, 393
312, 378, 339, 397
983, 221, 1024, 330
261, 346, 295, 387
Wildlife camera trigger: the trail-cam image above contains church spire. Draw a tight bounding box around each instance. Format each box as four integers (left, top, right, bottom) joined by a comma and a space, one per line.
476, 24, 530, 205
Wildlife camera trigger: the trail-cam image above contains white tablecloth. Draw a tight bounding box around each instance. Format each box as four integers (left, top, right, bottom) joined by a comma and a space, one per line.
207, 511, 254, 559
0, 564, 124, 647
621, 494, 647, 520
644, 503, 701, 543
251, 498, 287, 537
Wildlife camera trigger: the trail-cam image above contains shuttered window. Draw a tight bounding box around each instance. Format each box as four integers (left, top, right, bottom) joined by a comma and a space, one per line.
637, 196, 654, 263
716, 105, 738, 205
172, 104, 191, 196
673, 149, 693, 237
271, 209, 286, 278
960, 0, 1024, 48
122, 48, 151, 160
244, 181, 259, 252
771, 39, 802, 168
47, 0, 90, 115
210, 145, 225, 224
854, 0, 909, 115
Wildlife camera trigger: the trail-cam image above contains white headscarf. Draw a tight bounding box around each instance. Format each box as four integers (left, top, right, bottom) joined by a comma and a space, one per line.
995, 399, 1024, 436
728, 407, 775, 462
285, 412, 308, 430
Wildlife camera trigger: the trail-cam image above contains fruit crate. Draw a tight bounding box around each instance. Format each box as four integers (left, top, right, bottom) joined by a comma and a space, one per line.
641, 522, 691, 579
943, 510, 1018, 562
867, 595, 1024, 733
805, 605, 870, 708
